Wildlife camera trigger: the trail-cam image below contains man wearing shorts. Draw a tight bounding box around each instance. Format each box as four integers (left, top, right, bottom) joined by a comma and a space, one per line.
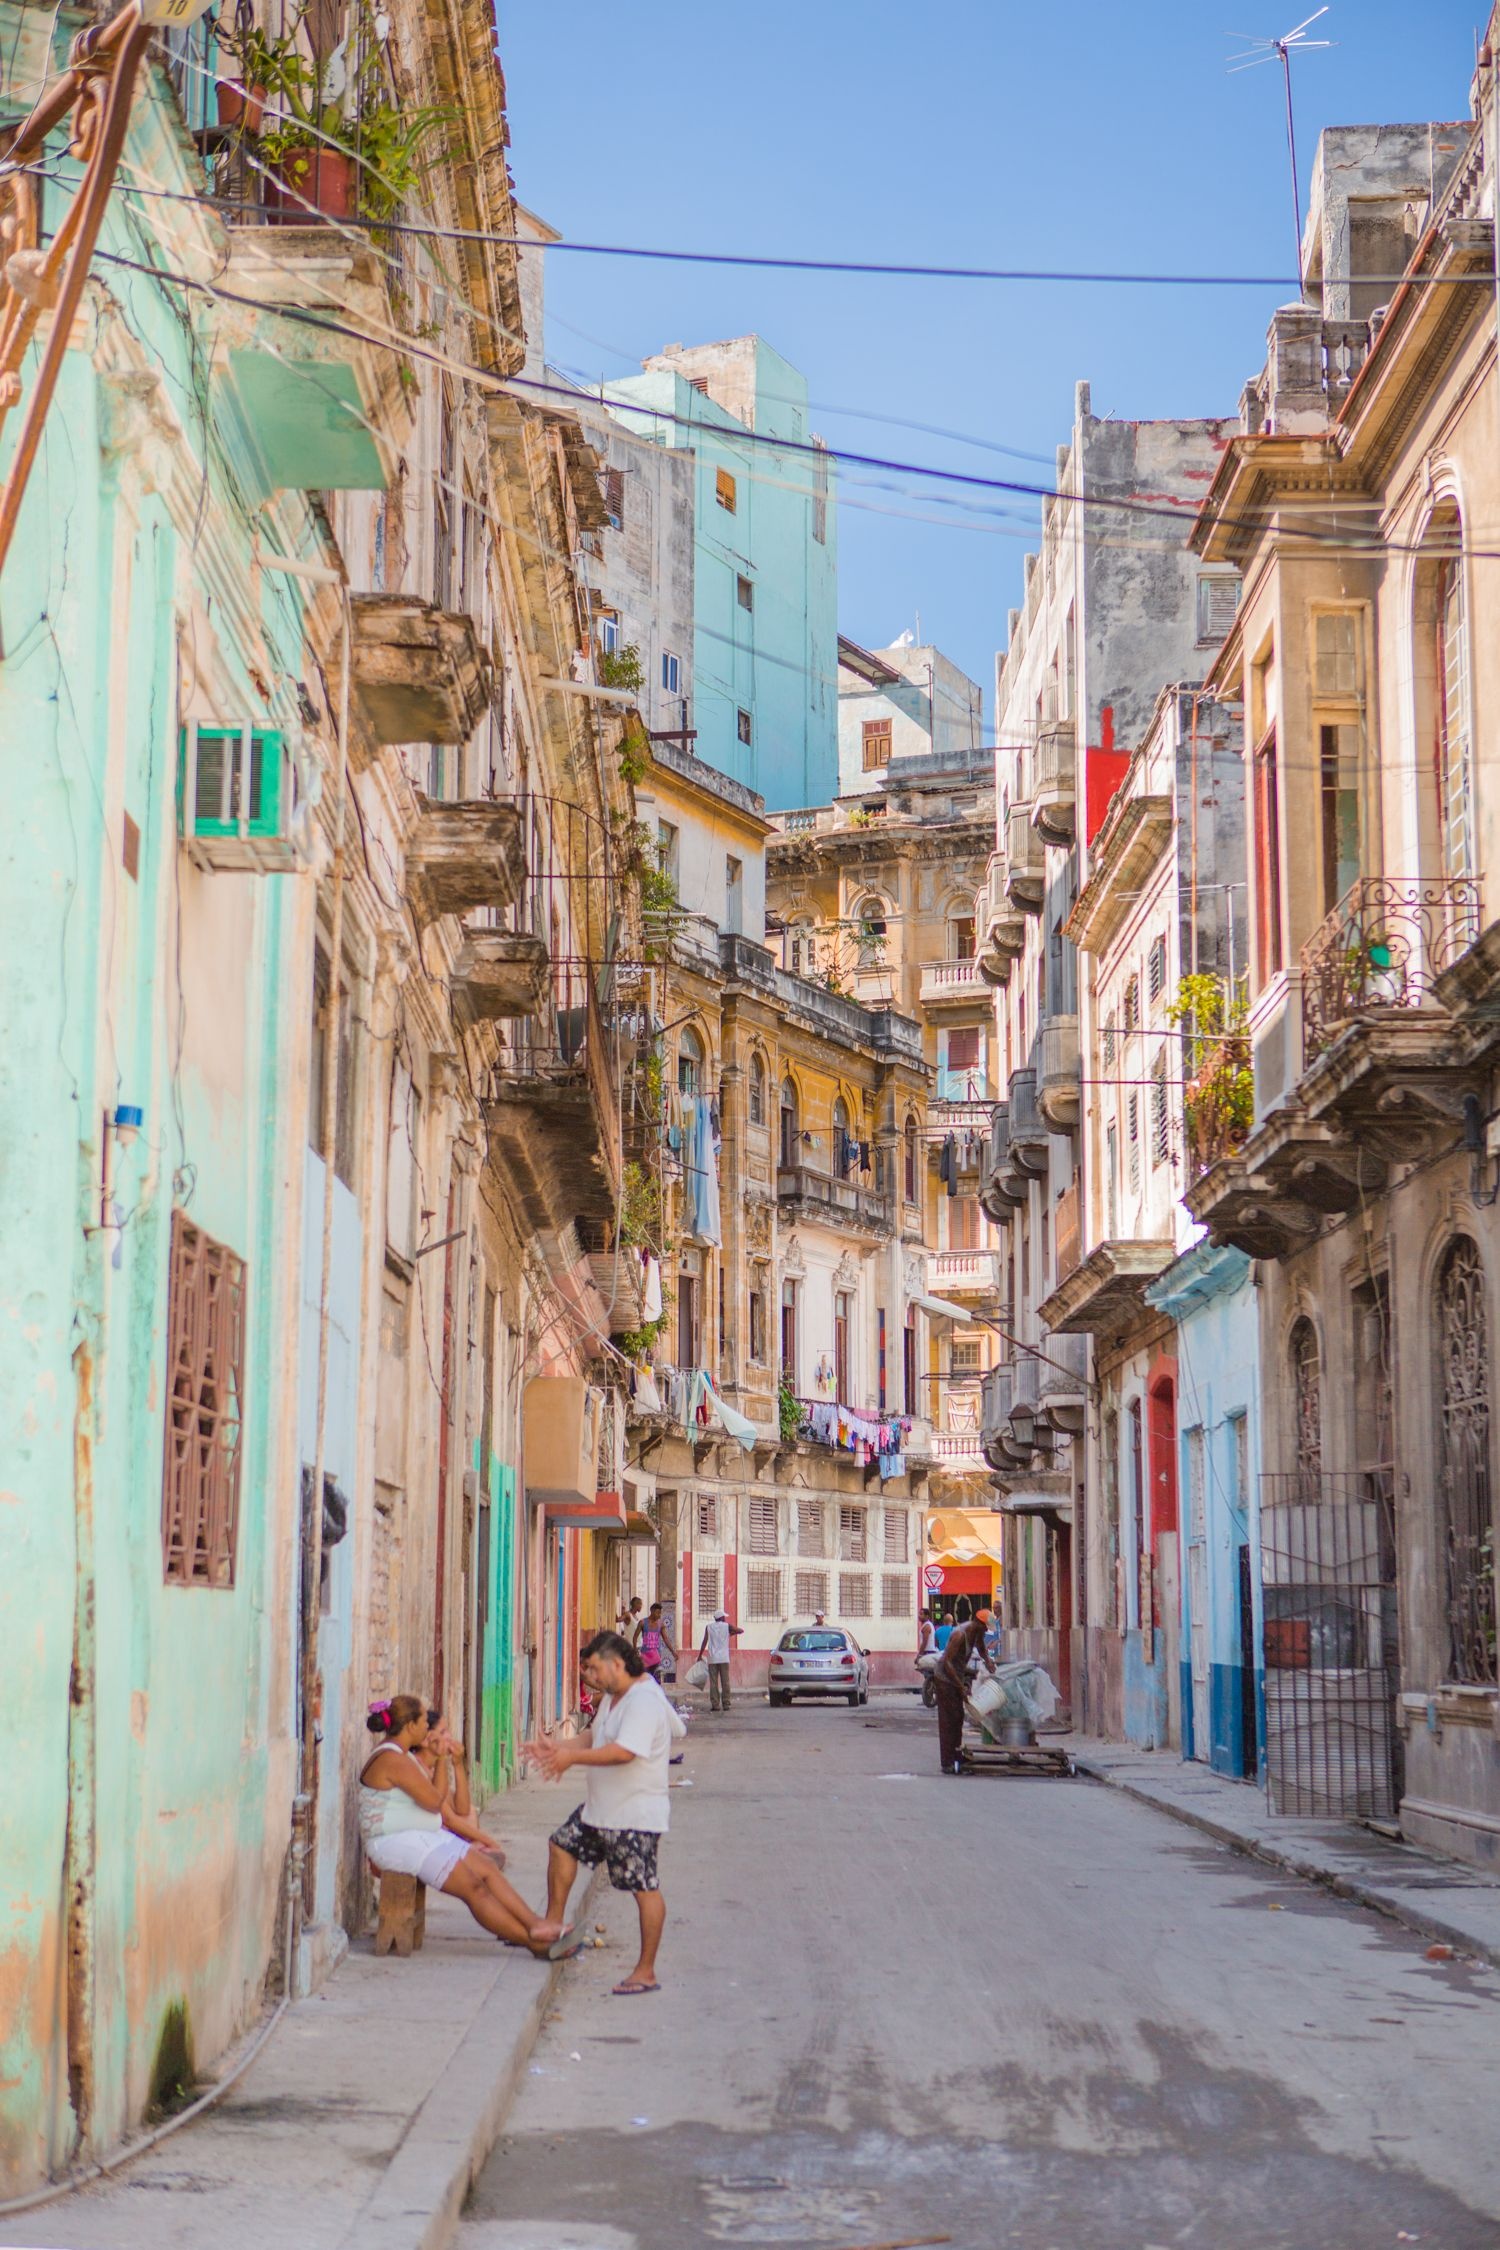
527, 1630, 684, 1995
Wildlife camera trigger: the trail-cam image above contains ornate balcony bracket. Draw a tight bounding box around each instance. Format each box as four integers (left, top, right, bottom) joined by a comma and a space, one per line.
0, 2, 154, 579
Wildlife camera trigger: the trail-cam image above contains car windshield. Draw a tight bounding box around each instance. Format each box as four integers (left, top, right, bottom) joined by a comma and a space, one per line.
778, 1631, 847, 1652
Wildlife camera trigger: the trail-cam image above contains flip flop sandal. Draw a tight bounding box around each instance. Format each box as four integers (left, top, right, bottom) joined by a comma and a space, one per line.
611, 1979, 660, 1996
547, 1931, 585, 1961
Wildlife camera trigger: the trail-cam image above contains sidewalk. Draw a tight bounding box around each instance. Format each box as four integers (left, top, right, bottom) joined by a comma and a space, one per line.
0, 1777, 602, 2250
1067, 1732, 1500, 1970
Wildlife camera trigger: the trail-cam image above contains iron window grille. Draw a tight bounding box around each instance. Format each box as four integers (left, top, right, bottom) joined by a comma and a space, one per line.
162, 1213, 246, 1588
839, 1573, 872, 1618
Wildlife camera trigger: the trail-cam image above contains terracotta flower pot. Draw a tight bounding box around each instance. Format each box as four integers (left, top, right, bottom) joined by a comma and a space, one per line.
265, 146, 358, 226
215, 80, 265, 132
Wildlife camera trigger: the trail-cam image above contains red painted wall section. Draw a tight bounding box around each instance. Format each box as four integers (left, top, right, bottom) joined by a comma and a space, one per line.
1085, 701, 1131, 845
1147, 1359, 1179, 1546
722, 1552, 739, 1628
680, 1551, 692, 1658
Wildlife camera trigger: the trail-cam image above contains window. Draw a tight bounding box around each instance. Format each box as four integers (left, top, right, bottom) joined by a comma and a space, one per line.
797, 1498, 826, 1557
737, 574, 754, 611
1196, 572, 1241, 646
716, 466, 737, 513
951, 1335, 983, 1374
780, 1278, 798, 1382
1122, 975, 1140, 1033
1102, 1018, 1116, 1070
1313, 612, 1364, 915
748, 1494, 779, 1555
678, 1271, 700, 1367
724, 855, 743, 934
602, 465, 625, 525
780, 1079, 799, 1170
795, 1568, 829, 1614
840, 1573, 871, 1618
1147, 935, 1167, 1005
941, 1025, 981, 1101
1106, 1122, 1119, 1236
877, 1306, 888, 1409
883, 1508, 908, 1562
748, 1284, 766, 1365
748, 1051, 766, 1125
161, 1213, 246, 1588
746, 1567, 781, 1621
656, 820, 679, 884
696, 1493, 720, 1542
1127, 1093, 1141, 1195
737, 708, 753, 746
1151, 1055, 1169, 1168
1439, 552, 1474, 881
903, 1114, 918, 1203
903, 1313, 917, 1416
834, 1291, 852, 1402
696, 1562, 720, 1615
838, 1505, 867, 1562
1315, 611, 1359, 698
661, 649, 681, 696
1254, 730, 1284, 981
598, 612, 620, 656
678, 1025, 703, 1095
862, 718, 892, 771
1434, 1236, 1495, 1682
811, 438, 829, 544
310, 946, 357, 1188
949, 913, 977, 962
1290, 1317, 1321, 1486
882, 1573, 910, 1618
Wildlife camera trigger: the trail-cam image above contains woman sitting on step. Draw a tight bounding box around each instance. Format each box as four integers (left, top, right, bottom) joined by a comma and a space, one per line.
361, 1696, 580, 1958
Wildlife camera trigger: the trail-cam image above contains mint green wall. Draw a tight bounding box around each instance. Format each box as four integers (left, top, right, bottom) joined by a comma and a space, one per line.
0, 34, 319, 2188
479, 1456, 520, 1795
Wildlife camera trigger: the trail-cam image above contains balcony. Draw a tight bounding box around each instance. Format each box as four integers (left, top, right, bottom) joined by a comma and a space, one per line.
1007, 1068, 1050, 1172
449, 932, 550, 1028
351, 595, 493, 748
920, 957, 990, 1006
1038, 1238, 1176, 1336
484, 968, 622, 1232
1301, 875, 1482, 1066
1036, 1330, 1088, 1436
930, 1431, 990, 1475
1036, 1012, 1080, 1131
776, 1164, 893, 1237
927, 1099, 994, 1143
405, 799, 526, 926
927, 1249, 1004, 1303
979, 1106, 1024, 1222
588, 1252, 649, 1332
1004, 805, 1045, 914
1031, 718, 1077, 845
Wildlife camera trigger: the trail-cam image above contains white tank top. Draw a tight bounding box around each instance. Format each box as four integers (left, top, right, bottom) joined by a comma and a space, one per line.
358, 1748, 443, 1843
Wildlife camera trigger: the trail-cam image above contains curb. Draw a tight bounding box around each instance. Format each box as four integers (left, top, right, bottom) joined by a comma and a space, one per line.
1072, 1753, 1500, 1974
339, 1866, 605, 2250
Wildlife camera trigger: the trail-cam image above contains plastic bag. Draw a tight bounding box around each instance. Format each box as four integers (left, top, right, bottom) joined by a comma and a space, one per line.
685, 1660, 709, 1690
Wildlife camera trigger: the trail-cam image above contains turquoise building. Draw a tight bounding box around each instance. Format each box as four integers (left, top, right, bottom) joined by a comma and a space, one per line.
605, 336, 837, 811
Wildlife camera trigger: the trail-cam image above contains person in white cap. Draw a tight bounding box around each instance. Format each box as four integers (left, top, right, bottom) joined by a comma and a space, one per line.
697, 1607, 743, 1711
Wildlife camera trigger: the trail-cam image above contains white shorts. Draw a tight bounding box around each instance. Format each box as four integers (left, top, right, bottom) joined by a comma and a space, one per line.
367, 1829, 472, 1889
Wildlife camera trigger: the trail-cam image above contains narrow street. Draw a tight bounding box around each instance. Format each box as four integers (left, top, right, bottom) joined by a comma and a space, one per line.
463, 1699, 1500, 2250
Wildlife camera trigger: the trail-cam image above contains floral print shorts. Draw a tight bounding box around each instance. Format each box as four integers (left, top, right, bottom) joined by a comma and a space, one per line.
550, 1805, 661, 1892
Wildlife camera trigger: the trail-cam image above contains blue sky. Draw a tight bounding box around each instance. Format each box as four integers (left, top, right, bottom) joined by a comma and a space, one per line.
499, 0, 1485, 713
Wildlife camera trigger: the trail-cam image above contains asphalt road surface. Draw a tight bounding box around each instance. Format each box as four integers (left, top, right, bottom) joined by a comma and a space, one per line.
460, 1694, 1500, 2250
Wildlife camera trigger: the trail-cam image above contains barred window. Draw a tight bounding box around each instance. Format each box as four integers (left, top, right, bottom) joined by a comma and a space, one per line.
1127, 1092, 1141, 1194
1102, 1017, 1116, 1069
746, 1567, 782, 1621
882, 1571, 911, 1618
797, 1498, 827, 1557
794, 1568, 829, 1615
838, 1505, 867, 1562
696, 1493, 719, 1543
1147, 934, 1167, 1004
883, 1508, 908, 1562
696, 1563, 720, 1616
747, 1495, 779, 1554
162, 1213, 246, 1588
1151, 1057, 1170, 1167
1123, 975, 1140, 1032
840, 1572, 871, 1617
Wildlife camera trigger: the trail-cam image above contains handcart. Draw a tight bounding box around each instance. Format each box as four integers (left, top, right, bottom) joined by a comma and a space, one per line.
960, 1660, 1075, 1778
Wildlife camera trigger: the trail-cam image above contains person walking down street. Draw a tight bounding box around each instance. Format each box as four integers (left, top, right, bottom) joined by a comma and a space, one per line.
633, 1601, 676, 1684
528, 1632, 684, 1996
617, 1594, 644, 1637
933, 1607, 998, 1776
697, 1608, 743, 1711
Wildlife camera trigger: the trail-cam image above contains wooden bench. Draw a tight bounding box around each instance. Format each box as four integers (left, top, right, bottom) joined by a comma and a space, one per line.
374, 1869, 427, 1956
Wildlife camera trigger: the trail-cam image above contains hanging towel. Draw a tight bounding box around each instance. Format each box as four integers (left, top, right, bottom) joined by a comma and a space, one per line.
632, 1364, 663, 1414
684, 1094, 722, 1246
641, 1253, 663, 1324
878, 1450, 906, 1481
703, 1373, 757, 1453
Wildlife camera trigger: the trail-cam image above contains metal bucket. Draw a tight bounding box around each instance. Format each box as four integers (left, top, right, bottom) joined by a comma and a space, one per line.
995, 1717, 1034, 1748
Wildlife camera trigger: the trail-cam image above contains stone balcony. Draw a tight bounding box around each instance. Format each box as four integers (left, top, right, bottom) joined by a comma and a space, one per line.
920, 956, 990, 1006
351, 595, 493, 748
1036, 1330, 1089, 1436
1004, 804, 1046, 913
405, 799, 526, 926
1038, 1238, 1176, 1337
1008, 1067, 1049, 1173
776, 1163, 893, 1238
979, 1104, 1025, 1223
1031, 718, 1077, 845
1037, 1012, 1081, 1131
449, 932, 550, 1028
927, 1249, 1004, 1304
483, 975, 622, 1232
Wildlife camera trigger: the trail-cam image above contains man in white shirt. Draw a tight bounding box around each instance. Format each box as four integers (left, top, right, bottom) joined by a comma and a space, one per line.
697, 1608, 743, 1712
526, 1631, 685, 1996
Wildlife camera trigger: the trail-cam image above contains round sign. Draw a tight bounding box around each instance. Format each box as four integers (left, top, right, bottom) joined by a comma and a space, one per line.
922, 1563, 944, 1591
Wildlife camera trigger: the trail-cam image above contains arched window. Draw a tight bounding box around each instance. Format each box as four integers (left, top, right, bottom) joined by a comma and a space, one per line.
1438, 548, 1474, 881
855, 895, 888, 965
833, 1095, 852, 1178
903, 1114, 918, 1204
787, 919, 815, 976
748, 1051, 765, 1127
1436, 1236, 1495, 1683
779, 1077, 799, 1171
1290, 1317, 1322, 1491
678, 1026, 703, 1095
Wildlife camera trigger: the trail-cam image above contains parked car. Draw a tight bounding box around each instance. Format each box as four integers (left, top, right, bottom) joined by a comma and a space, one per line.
768, 1627, 869, 1707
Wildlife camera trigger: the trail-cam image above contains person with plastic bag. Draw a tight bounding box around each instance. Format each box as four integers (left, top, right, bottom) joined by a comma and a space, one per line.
934, 1606, 997, 1775
695, 1607, 743, 1712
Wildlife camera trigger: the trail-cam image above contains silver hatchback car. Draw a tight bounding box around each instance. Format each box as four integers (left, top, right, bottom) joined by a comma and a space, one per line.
768, 1627, 870, 1706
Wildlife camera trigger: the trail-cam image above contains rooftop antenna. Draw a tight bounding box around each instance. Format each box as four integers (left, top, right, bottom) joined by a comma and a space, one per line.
1228, 8, 1336, 282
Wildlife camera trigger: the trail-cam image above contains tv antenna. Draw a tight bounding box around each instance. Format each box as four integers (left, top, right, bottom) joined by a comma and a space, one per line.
1228, 8, 1336, 280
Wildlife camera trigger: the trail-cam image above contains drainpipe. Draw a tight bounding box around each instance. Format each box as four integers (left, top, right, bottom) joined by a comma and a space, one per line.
259, 548, 349, 1991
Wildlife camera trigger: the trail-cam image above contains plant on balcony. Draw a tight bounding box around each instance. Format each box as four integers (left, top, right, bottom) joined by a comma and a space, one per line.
618, 1159, 664, 1251
598, 642, 644, 694
1169, 972, 1253, 1174
616, 716, 649, 787
777, 1376, 806, 1444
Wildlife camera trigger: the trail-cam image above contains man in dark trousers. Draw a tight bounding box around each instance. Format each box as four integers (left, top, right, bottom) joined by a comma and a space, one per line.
934, 1606, 998, 1775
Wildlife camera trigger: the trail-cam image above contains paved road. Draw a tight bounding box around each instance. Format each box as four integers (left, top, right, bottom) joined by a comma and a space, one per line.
461, 1695, 1500, 2250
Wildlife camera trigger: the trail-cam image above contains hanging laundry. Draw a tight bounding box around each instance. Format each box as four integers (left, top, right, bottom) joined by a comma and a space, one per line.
640, 1253, 663, 1324
939, 1133, 958, 1197
632, 1364, 663, 1415
684, 1093, 721, 1245
878, 1450, 906, 1481
702, 1373, 757, 1453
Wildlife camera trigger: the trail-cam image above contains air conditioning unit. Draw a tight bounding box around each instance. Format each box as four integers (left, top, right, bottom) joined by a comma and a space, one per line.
523, 1377, 603, 1510
179, 721, 303, 872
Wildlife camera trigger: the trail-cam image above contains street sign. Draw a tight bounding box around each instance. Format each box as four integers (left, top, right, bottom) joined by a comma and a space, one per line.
140, 0, 216, 24
922, 1563, 944, 1591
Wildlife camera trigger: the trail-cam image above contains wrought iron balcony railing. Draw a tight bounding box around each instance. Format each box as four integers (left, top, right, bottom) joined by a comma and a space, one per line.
1300, 875, 1481, 1065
